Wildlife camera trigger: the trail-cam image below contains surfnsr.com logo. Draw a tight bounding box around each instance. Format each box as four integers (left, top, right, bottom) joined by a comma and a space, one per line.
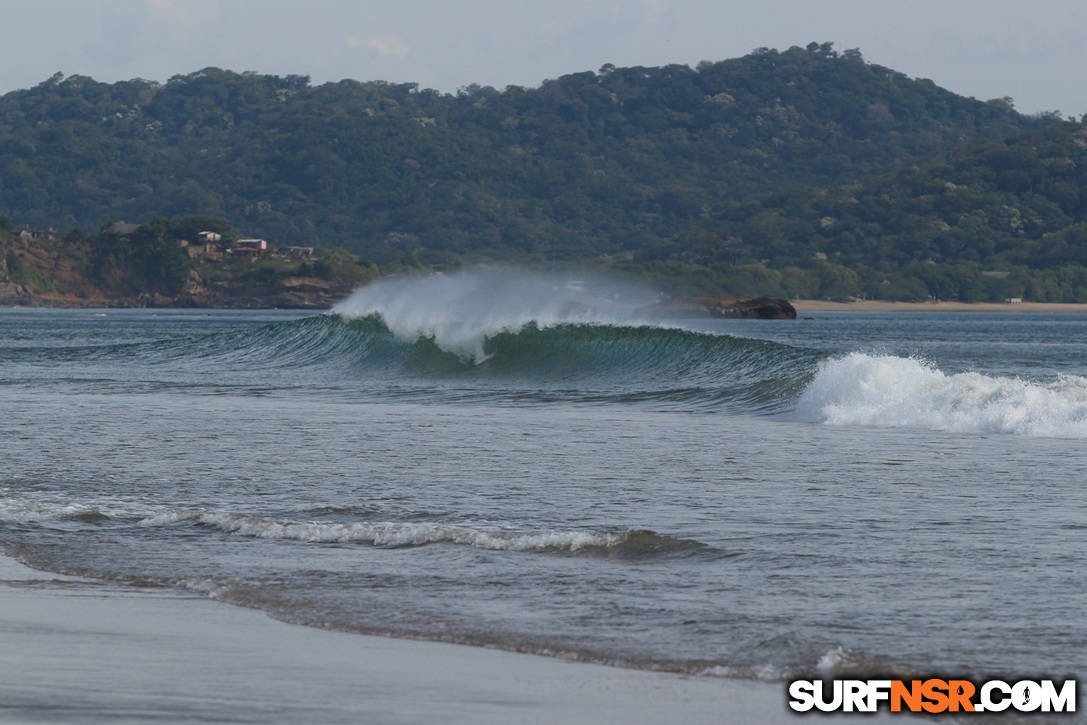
788, 678, 1076, 714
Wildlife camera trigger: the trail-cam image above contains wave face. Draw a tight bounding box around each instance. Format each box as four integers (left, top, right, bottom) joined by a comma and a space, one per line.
0, 270, 818, 414
797, 353, 1087, 438
320, 270, 816, 411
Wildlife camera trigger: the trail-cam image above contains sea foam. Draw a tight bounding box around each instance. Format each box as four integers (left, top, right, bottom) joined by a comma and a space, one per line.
139, 511, 696, 553
797, 352, 1087, 438
0, 490, 155, 523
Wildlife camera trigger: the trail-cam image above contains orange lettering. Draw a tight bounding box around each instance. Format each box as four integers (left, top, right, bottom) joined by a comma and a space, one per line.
921, 679, 950, 713
948, 680, 976, 712
891, 680, 923, 712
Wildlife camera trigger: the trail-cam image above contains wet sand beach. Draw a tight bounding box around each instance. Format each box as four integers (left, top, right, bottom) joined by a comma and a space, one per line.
0, 555, 922, 724
792, 299, 1087, 312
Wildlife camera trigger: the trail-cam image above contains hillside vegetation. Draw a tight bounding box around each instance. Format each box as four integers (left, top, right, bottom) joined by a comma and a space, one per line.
0, 216, 374, 307
671, 123, 1087, 300
2, 42, 1085, 300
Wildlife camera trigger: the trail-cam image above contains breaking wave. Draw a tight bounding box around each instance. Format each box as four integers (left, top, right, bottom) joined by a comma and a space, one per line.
332, 268, 660, 360
797, 353, 1087, 438
140, 510, 707, 556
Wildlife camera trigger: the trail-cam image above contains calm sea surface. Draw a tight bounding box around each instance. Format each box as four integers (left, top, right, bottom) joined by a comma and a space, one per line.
2, 273, 1085, 689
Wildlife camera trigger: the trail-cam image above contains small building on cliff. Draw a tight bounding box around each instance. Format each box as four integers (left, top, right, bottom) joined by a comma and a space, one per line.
231, 239, 268, 259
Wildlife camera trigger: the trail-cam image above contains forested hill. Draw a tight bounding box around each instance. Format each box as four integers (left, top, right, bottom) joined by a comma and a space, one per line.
681, 123, 1087, 301
1, 44, 1042, 269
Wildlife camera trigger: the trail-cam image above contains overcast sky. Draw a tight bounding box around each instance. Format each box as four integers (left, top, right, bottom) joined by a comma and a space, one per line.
1, 0, 1084, 117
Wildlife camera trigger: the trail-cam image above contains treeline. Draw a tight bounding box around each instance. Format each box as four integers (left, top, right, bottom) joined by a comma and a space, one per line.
1, 43, 1084, 299
644, 123, 1087, 300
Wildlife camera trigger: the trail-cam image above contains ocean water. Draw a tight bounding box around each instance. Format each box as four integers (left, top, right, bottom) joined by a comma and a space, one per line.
1, 271, 1085, 689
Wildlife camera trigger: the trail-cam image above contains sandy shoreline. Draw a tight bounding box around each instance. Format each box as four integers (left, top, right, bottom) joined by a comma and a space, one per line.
0, 554, 924, 724
791, 299, 1087, 312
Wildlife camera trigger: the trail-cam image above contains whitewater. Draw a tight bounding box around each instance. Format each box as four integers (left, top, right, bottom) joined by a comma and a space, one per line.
1, 271, 1085, 705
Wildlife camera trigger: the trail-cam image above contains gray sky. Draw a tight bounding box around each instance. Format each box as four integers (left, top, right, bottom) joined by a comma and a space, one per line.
1, 0, 1084, 116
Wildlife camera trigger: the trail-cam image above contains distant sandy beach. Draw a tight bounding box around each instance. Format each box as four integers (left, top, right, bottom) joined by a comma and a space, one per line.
0, 555, 925, 724
792, 299, 1087, 312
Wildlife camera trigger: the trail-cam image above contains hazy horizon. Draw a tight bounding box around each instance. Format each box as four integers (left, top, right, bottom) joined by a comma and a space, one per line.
1, 0, 1085, 117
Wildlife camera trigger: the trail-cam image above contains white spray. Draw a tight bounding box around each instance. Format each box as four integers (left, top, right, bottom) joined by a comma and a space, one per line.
796, 353, 1087, 438
332, 268, 663, 360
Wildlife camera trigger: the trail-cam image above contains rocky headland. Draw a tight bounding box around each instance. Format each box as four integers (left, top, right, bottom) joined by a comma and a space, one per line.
650, 294, 797, 320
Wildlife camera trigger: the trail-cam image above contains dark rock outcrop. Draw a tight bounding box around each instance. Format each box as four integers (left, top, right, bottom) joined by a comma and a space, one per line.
643, 294, 797, 320
708, 296, 797, 319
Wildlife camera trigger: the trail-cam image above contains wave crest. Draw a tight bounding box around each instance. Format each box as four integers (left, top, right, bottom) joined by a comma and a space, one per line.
333, 269, 660, 361
140, 511, 705, 556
